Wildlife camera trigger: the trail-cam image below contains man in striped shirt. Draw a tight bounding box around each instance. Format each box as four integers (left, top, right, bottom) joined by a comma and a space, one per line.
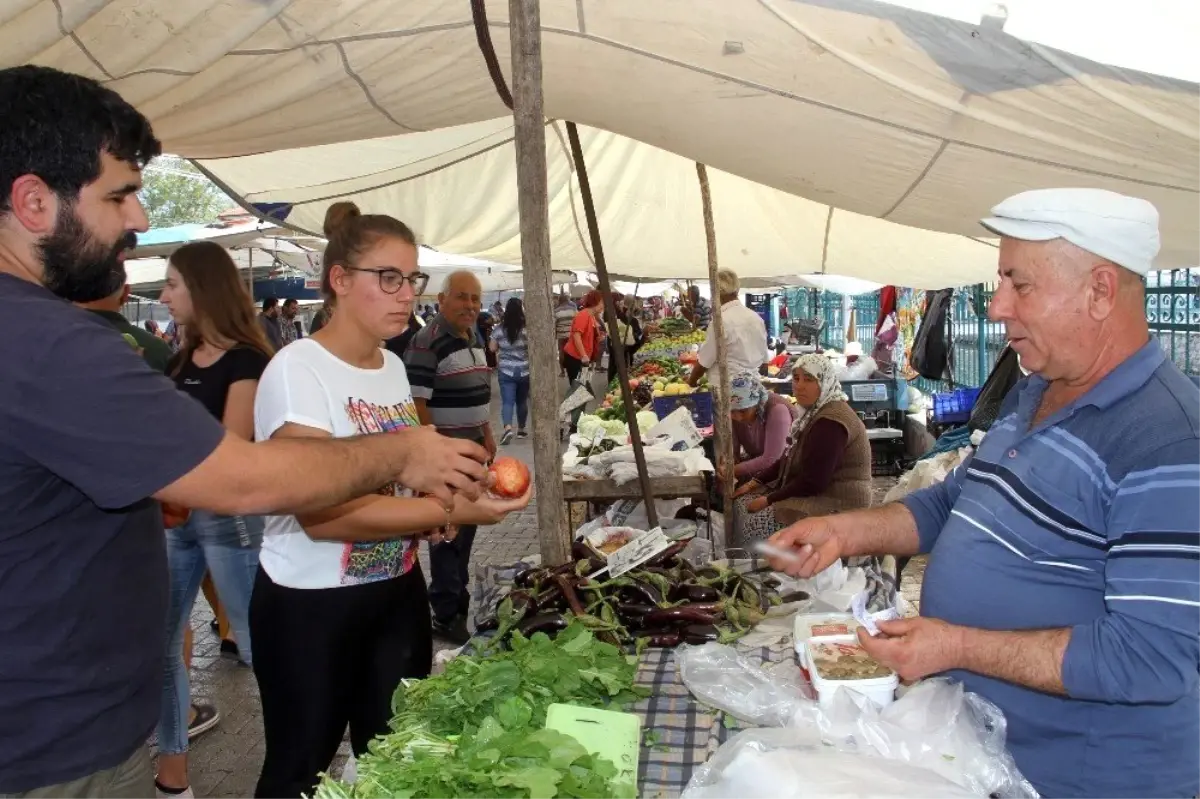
768, 189, 1198, 798
405, 270, 495, 645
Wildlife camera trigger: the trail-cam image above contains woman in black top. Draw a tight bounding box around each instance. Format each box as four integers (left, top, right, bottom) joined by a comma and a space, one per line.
155, 241, 274, 797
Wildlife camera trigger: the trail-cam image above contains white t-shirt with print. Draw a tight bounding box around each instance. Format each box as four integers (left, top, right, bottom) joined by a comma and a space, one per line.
253, 338, 421, 589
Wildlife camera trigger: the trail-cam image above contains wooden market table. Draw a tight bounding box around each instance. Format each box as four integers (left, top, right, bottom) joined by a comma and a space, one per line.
562, 474, 716, 542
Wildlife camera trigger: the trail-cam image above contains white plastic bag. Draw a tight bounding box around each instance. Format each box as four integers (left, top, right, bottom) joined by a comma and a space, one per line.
676, 643, 1038, 798
676, 643, 815, 728
681, 728, 975, 798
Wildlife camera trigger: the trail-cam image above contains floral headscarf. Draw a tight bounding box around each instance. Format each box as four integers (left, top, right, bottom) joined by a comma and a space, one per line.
729, 371, 768, 412
785, 354, 849, 443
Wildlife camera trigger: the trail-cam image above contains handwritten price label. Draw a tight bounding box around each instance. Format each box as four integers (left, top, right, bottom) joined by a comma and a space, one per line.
606, 527, 672, 579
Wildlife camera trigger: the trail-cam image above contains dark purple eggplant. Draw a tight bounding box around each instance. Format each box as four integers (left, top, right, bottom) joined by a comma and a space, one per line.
506, 589, 539, 617
668, 583, 720, 603
518, 563, 549, 587
516, 613, 570, 637
645, 540, 688, 567
683, 624, 720, 645
643, 631, 682, 647
571, 540, 595, 561
616, 603, 655, 624
553, 575, 588, 617
642, 604, 719, 628
536, 583, 566, 612
475, 616, 500, 633
618, 579, 663, 607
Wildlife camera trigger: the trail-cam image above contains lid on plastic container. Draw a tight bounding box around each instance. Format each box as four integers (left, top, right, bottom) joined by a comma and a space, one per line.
808, 639, 894, 682
794, 612, 859, 642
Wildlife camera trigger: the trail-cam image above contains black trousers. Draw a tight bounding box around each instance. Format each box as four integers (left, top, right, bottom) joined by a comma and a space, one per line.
249, 565, 432, 798
564, 352, 585, 385
428, 523, 477, 624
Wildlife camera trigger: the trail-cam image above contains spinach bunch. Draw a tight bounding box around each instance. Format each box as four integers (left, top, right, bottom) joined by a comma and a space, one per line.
315, 624, 647, 798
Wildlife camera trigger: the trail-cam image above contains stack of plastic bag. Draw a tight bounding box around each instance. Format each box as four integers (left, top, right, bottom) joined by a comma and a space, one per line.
678, 643, 1038, 798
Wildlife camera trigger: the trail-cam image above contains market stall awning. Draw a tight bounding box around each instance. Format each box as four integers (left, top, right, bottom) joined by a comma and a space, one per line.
6, 0, 1197, 285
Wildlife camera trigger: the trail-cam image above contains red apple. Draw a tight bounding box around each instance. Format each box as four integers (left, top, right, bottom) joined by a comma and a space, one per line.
490, 457, 531, 499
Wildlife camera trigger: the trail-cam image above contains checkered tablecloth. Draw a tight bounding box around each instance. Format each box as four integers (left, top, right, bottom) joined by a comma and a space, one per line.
630, 644, 794, 799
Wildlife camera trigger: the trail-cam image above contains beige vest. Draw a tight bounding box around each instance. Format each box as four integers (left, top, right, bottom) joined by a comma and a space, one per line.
773, 400, 873, 525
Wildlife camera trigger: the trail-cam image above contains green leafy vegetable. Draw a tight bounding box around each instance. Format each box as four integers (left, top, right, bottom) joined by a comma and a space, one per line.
315, 622, 647, 798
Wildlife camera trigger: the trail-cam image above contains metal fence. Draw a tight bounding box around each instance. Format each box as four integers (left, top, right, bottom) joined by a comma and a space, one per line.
783, 269, 1200, 392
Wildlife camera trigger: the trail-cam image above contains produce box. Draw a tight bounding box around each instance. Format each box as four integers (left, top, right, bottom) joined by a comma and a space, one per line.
932, 387, 981, 424
653, 391, 714, 429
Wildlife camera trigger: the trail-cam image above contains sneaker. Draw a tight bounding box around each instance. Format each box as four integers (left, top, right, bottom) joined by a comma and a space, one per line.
500, 428, 515, 446
431, 615, 471, 647
517, 430, 528, 439
187, 702, 220, 741
155, 783, 195, 798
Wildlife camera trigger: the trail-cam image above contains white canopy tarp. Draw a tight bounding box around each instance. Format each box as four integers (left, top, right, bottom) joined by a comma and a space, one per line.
7, 0, 1197, 286
125, 244, 570, 295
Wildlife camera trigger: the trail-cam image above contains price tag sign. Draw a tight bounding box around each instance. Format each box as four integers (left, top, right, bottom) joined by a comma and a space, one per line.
606, 527, 672, 578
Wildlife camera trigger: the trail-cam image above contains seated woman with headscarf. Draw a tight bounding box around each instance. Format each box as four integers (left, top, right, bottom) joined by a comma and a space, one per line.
727, 371, 799, 485
733, 354, 872, 542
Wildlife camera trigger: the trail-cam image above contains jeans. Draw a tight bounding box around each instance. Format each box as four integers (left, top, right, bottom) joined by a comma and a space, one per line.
250, 566, 431, 798
158, 511, 263, 756
498, 370, 530, 430
428, 524, 477, 624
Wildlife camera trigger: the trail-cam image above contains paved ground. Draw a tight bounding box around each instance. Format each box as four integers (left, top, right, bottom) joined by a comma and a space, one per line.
181, 375, 922, 796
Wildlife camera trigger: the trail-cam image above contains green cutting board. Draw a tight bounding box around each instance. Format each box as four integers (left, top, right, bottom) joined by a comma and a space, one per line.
545, 703, 641, 785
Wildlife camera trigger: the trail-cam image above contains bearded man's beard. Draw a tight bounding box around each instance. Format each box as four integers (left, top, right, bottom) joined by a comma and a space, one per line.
39, 204, 137, 303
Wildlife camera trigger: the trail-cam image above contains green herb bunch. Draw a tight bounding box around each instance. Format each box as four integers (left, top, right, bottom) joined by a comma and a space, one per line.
314, 623, 648, 798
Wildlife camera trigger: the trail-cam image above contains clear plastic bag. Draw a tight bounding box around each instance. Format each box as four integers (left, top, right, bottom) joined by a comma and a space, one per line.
677, 643, 1038, 798
676, 643, 816, 728
682, 728, 976, 798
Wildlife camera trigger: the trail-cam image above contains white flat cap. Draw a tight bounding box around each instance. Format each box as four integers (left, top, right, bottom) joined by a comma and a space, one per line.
981, 188, 1160, 276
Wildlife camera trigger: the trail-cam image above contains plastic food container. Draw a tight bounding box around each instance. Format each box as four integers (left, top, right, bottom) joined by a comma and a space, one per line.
793, 612, 859, 668
805, 636, 898, 710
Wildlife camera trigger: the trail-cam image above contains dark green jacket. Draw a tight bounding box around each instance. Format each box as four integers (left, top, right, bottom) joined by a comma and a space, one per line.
89, 310, 173, 373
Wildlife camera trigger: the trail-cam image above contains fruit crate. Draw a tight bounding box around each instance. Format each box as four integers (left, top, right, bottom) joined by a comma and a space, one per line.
652, 391, 714, 428
932, 387, 981, 424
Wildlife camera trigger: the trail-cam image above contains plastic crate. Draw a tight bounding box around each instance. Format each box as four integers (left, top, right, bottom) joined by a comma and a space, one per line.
932, 388, 981, 424
652, 391, 714, 429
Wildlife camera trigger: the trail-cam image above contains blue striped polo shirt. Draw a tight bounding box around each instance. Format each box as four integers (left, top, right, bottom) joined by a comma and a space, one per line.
403, 315, 492, 440
904, 340, 1199, 798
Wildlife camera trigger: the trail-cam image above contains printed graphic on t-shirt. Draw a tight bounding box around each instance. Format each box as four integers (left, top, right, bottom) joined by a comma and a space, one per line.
339, 396, 421, 585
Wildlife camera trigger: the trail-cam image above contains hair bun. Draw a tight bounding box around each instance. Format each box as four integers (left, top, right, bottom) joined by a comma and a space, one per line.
323, 201, 362, 238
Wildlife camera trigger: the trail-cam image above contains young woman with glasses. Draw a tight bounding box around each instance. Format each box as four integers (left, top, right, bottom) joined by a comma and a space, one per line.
249, 201, 532, 798
156, 241, 275, 797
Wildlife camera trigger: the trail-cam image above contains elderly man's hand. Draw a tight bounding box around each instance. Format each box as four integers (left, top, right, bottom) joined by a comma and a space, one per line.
857, 618, 964, 682
765, 517, 844, 577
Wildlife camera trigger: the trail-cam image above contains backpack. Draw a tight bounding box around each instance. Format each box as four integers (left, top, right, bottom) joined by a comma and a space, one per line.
909, 288, 954, 381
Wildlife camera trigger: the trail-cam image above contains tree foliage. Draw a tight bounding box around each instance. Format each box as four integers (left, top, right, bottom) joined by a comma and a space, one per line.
139, 157, 232, 227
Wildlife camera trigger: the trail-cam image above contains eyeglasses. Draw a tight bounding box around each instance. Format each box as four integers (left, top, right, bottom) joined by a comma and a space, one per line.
343, 267, 430, 296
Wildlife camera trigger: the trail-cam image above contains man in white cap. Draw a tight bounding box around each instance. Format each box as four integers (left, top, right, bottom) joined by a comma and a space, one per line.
767, 188, 1198, 798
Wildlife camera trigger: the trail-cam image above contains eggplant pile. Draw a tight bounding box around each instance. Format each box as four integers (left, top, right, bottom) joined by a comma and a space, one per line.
478, 540, 784, 649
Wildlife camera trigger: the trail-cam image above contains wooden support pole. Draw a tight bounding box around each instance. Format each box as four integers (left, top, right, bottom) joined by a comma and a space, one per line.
509, 0, 569, 565
564, 121, 659, 529
695, 163, 735, 551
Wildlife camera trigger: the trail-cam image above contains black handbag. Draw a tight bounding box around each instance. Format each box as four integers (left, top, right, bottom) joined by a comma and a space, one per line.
909, 289, 953, 381
968, 346, 1023, 432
